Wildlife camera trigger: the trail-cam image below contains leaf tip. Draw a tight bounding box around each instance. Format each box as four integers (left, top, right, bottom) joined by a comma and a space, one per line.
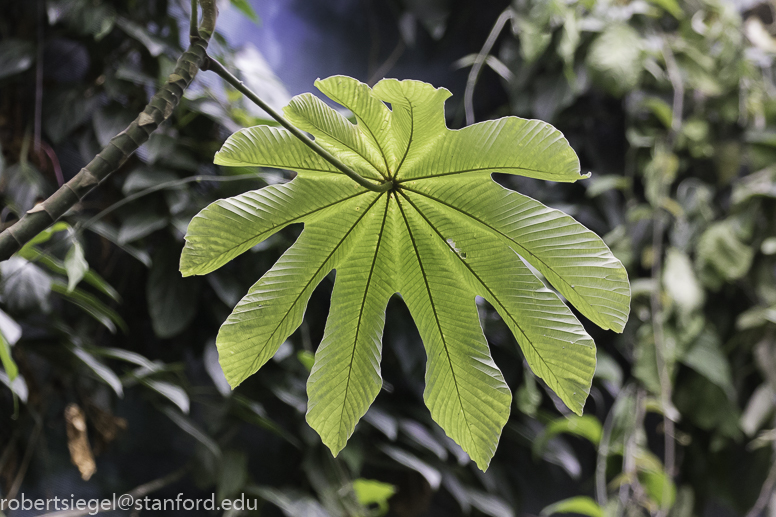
610, 320, 627, 334
312, 425, 347, 458
474, 456, 493, 472
565, 389, 588, 416
213, 152, 229, 166
178, 251, 197, 277
314, 74, 361, 96
226, 376, 242, 390
325, 440, 346, 458
217, 347, 247, 390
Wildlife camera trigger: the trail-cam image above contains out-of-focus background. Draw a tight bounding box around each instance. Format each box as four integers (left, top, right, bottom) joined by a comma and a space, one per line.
2, 0, 776, 515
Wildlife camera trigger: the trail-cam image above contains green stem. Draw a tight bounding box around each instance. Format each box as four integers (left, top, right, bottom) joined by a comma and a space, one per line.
204, 57, 393, 193
189, 0, 199, 41
0, 1, 218, 261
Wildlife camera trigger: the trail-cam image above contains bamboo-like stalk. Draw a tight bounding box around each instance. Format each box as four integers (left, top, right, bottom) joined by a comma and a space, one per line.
0, 0, 218, 261
0, 0, 392, 261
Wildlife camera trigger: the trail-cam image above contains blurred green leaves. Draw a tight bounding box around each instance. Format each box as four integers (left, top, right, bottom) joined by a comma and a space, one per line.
351, 479, 395, 516
0, 315, 19, 382
0, 39, 34, 80
147, 249, 200, 339
541, 496, 603, 517
697, 221, 754, 286
587, 24, 643, 96
230, 0, 260, 25
0, 257, 52, 312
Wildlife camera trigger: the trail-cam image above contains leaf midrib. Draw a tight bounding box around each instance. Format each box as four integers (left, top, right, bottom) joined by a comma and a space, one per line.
393, 96, 414, 179
398, 190, 577, 409
401, 184, 614, 331
315, 85, 393, 176
214, 158, 344, 175
395, 195, 477, 451
356, 117, 392, 176
187, 189, 370, 275
297, 113, 387, 180
336, 195, 389, 443
235, 193, 382, 385
402, 165, 579, 182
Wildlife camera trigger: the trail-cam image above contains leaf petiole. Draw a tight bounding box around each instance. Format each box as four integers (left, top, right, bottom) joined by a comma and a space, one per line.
203, 56, 393, 193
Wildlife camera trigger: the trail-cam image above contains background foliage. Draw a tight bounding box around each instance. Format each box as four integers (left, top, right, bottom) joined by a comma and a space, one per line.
1, 0, 776, 516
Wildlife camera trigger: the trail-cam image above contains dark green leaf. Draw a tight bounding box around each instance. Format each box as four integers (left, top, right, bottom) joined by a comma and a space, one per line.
0, 39, 34, 80
147, 249, 200, 339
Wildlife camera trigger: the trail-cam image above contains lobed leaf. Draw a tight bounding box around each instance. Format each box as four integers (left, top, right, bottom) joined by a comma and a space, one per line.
400, 190, 597, 414
181, 176, 367, 276
283, 93, 386, 180
217, 192, 381, 387
182, 74, 631, 470
396, 196, 512, 470
402, 178, 630, 332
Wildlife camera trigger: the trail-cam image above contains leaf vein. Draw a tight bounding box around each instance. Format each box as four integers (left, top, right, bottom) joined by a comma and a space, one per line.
395, 194, 476, 448
239, 193, 383, 380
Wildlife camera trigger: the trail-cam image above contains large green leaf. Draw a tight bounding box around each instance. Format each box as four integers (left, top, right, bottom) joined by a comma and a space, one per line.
216, 192, 381, 387
181, 75, 630, 470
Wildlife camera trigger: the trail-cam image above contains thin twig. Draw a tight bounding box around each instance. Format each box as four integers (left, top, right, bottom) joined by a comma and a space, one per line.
189, 0, 199, 42
40, 140, 64, 187
34, 0, 44, 154
746, 412, 776, 517
662, 39, 684, 146
6, 417, 43, 500
617, 388, 647, 516
651, 187, 675, 517
368, 39, 405, 87
464, 8, 513, 126
745, 458, 776, 517
364, 0, 382, 81
204, 57, 393, 193
0, 428, 21, 478
128, 465, 189, 499
596, 386, 632, 506
0, 0, 218, 260
652, 38, 684, 517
